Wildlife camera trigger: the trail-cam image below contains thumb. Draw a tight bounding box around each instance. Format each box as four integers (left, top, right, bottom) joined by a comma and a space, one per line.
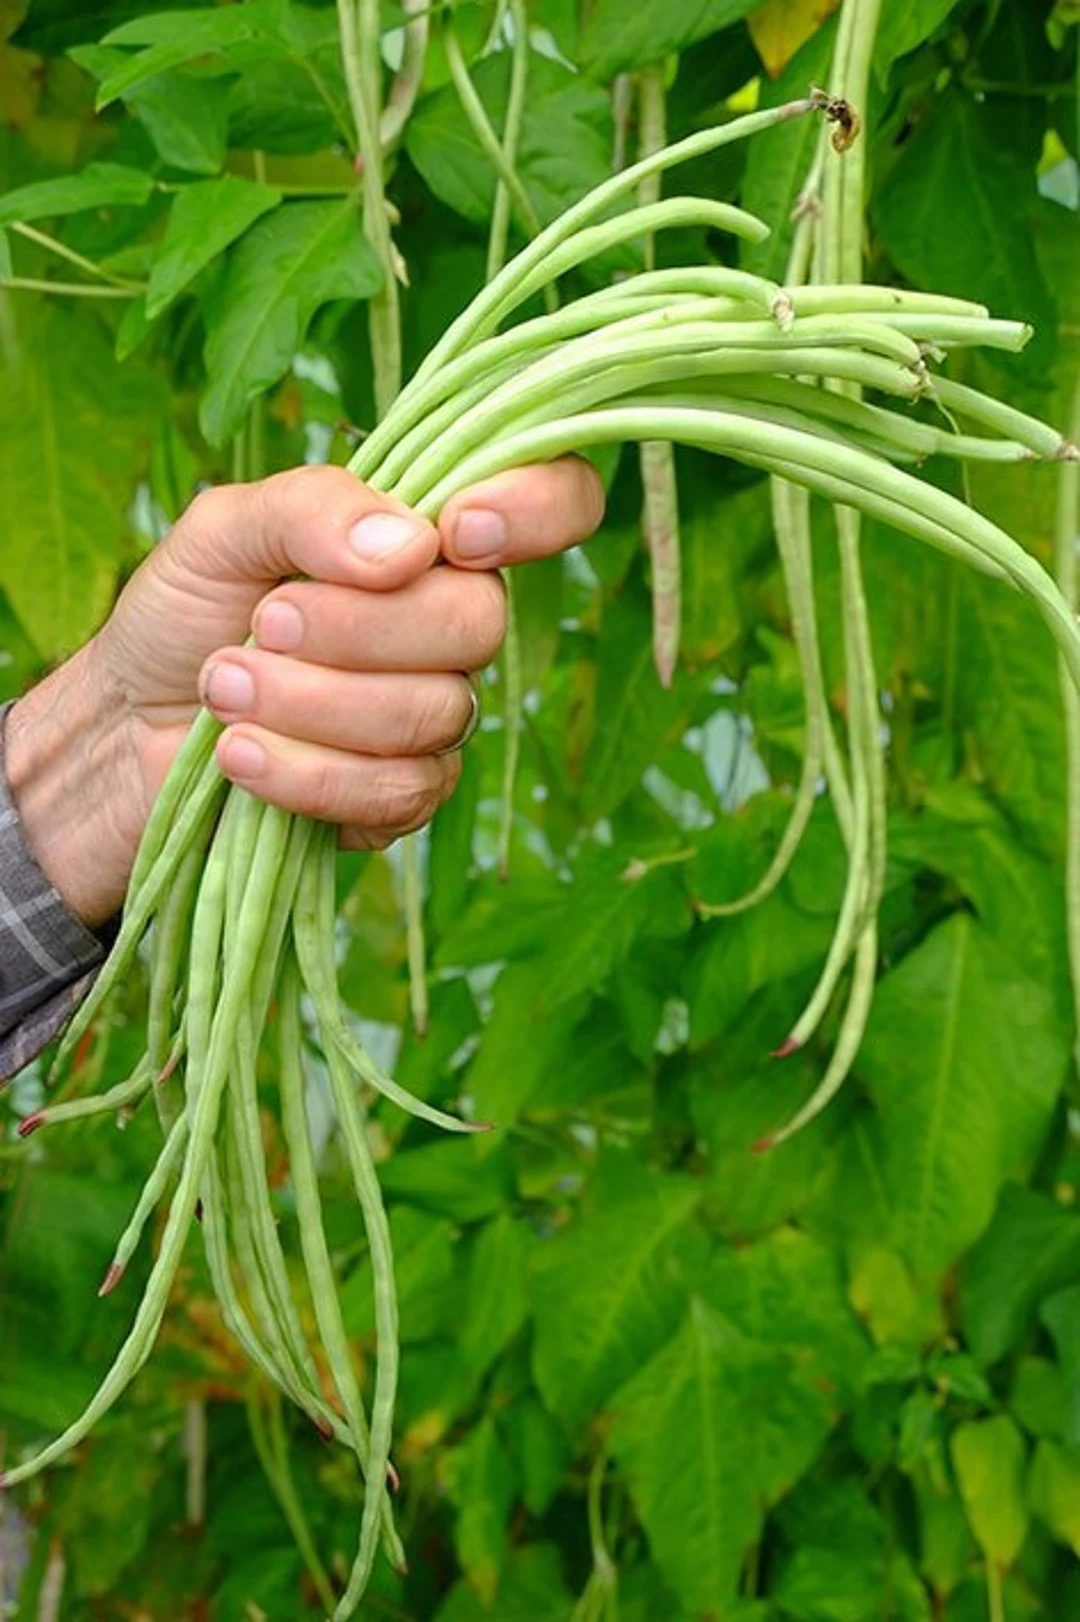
437, 458, 606, 570
170, 465, 440, 595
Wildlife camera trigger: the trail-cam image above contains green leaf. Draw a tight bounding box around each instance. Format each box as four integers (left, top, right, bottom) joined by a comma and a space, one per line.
914, 1469, 976, 1602
0, 302, 163, 658
378, 1138, 515, 1223
503, 848, 686, 1017
464, 961, 584, 1130
507, 1398, 569, 1517
1011, 1358, 1068, 1442
531, 1166, 703, 1423
950, 1416, 1029, 1568
612, 1296, 837, 1614
0, 224, 10, 278
875, 0, 962, 73
680, 471, 773, 667
961, 1187, 1080, 1366
127, 69, 229, 175
444, 1417, 518, 1607
198, 198, 381, 445
96, 6, 264, 107
774, 1541, 932, 1622
857, 913, 1067, 1279
581, 0, 758, 79
435, 1543, 573, 1622
1039, 1286, 1080, 1447
874, 93, 1056, 370
406, 53, 612, 231
1028, 1440, 1080, 1556
702, 1228, 869, 1397
460, 1214, 531, 1376
580, 588, 695, 819
0, 160, 153, 225
339, 1206, 460, 1345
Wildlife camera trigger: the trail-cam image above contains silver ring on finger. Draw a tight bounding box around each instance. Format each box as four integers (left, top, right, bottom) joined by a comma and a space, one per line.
434, 673, 482, 756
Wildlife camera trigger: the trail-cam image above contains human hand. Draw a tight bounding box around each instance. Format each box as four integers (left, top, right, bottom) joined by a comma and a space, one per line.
6, 460, 604, 927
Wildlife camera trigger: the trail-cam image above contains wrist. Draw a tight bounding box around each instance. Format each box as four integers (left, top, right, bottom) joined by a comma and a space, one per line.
5, 640, 146, 929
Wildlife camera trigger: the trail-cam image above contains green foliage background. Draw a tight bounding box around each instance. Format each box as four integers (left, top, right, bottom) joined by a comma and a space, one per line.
1, 0, 1079, 1616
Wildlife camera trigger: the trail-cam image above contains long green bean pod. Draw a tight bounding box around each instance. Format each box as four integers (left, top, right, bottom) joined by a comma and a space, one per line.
11, 88, 1080, 1622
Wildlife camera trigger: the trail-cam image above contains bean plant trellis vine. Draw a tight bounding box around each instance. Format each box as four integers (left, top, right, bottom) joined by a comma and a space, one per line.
2, 42, 1079, 1622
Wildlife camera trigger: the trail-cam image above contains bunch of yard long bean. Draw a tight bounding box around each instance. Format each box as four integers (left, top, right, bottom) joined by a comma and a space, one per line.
5, 92, 1079, 1619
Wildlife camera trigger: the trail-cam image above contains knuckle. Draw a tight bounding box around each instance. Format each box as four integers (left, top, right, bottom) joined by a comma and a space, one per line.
373, 766, 440, 831
307, 756, 346, 821
444, 571, 507, 668
470, 573, 508, 663
423, 678, 471, 752
184, 482, 238, 536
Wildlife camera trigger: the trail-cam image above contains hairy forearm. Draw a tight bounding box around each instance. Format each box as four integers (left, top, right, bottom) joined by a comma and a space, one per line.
5, 641, 145, 929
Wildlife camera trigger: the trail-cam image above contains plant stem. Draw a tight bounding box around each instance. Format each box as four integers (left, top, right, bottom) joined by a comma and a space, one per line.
637, 63, 682, 690
487, 0, 531, 282
380, 0, 430, 150
339, 0, 428, 1033
247, 1389, 338, 1614
485, 0, 531, 880
0, 277, 137, 298
11, 222, 139, 289
1057, 366, 1080, 1074
183, 1398, 207, 1526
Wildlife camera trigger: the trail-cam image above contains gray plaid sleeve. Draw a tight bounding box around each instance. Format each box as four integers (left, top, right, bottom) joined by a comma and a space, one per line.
0, 702, 105, 1082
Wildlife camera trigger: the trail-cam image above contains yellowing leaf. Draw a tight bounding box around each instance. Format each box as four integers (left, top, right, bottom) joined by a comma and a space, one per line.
951, 1416, 1029, 1568
749, 0, 839, 76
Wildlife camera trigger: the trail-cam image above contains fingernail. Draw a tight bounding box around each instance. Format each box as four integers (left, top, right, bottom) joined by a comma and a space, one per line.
203, 663, 255, 716
255, 600, 303, 651
348, 512, 425, 561
220, 734, 267, 779
453, 509, 507, 561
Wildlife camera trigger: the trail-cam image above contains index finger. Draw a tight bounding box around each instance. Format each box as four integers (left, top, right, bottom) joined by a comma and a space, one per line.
436, 458, 606, 571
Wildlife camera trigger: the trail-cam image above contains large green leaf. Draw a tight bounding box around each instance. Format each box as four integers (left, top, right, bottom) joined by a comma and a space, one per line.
0, 302, 163, 657
96, 5, 266, 106
875, 0, 962, 73
857, 913, 1067, 1279
874, 92, 1056, 369
199, 197, 381, 444
702, 1227, 869, 1397
406, 53, 612, 231
612, 1295, 837, 1614
531, 1165, 704, 1423
581, 0, 758, 79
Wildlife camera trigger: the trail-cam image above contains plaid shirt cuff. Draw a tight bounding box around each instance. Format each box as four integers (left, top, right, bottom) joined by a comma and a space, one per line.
0, 701, 105, 1082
